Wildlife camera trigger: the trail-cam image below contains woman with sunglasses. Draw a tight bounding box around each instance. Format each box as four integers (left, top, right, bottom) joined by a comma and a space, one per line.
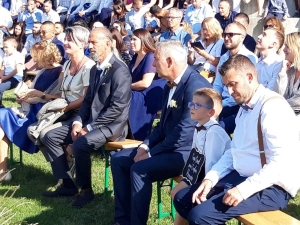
0, 41, 62, 182
281, 32, 300, 119
27, 26, 95, 166
188, 17, 223, 83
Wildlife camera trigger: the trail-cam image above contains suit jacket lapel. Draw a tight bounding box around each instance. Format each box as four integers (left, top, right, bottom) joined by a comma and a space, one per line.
95, 55, 116, 91
162, 67, 191, 127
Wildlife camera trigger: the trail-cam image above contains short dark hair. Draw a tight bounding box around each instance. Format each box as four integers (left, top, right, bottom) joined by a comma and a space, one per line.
219, 54, 257, 78
55, 22, 65, 29
42, 21, 55, 26
43, 0, 52, 4
72, 19, 90, 30
150, 5, 162, 15
235, 13, 249, 25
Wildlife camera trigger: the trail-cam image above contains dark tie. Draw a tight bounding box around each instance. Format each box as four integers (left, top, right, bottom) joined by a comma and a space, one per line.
239, 104, 252, 111
94, 69, 103, 88
195, 125, 206, 132
166, 81, 178, 89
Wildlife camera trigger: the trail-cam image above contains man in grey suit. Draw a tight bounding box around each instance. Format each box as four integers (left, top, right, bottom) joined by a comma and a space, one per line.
42, 27, 132, 208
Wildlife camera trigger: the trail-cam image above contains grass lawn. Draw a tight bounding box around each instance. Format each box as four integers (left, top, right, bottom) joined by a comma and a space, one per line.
1, 89, 300, 225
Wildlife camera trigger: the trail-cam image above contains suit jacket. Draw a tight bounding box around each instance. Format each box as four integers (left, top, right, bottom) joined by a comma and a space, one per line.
143, 66, 211, 156
73, 54, 132, 141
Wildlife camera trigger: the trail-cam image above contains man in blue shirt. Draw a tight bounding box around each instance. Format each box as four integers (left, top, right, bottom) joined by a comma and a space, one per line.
159, 8, 191, 49
19, 0, 43, 35
215, 0, 237, 31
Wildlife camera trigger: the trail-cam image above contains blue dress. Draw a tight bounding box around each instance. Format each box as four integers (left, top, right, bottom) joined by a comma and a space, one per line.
129, 52, 166, 141
0, 66, 62, 154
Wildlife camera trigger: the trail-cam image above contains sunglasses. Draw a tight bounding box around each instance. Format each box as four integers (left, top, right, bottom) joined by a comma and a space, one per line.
222, 32, 243, 39
263, 24, 274, 30
188, 102, 211, 110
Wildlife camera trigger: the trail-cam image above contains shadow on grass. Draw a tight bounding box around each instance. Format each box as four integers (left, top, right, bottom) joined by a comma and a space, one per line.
284, 203, 300, 220
0, 157, 115, 225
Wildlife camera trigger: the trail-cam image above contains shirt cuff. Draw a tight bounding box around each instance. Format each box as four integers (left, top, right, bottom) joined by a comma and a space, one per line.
148, 152, 151, 158
203, 170, 220, 187
138, 144, 149, 151
72, 121, 82, 127
86, 124, 93, 131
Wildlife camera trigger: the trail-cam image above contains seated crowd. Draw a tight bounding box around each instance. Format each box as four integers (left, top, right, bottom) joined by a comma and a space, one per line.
0, 0, 300, 224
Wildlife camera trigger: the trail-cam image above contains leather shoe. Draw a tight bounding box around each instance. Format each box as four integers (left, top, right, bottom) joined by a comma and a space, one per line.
43, 184, 78, 197
72, 188, 94, 207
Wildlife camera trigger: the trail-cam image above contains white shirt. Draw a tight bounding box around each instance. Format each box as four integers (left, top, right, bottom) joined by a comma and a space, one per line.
0, 6, 13, 35
42, 9, 60, 23
257, 53, 284, 93
205, 85, 300, 199
3, 51, 24, 78
193, 119, 231, 174
167, 65, 187, 107
125, 6, 149, 33
56, 32, 66, 43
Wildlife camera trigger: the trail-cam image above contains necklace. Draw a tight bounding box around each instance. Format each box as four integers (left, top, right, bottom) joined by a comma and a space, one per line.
70, 55, 85, 76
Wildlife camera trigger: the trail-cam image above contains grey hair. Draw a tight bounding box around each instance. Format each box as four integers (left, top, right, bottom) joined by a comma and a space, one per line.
65, 25, 90, 48
156, 40, 187, 64
168, 7, 183, 18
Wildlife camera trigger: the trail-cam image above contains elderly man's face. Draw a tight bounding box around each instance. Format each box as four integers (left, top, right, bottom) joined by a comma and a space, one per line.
89, 30, 109, 62
167, 11, 181, 28
40, 24, 55, 41
222, 68, 252, 105
153, 47, 169, 79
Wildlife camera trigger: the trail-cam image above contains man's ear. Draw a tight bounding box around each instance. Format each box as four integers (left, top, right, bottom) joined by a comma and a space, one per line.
246, 73, 253, 84
166, 56, 172, 68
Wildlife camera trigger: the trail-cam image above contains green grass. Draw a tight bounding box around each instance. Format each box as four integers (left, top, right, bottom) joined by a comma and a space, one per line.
1, 89, 300, 225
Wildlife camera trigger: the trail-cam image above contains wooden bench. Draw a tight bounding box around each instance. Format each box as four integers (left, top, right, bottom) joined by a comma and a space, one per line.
237, 210, 300, 225
103, 139, 142, 195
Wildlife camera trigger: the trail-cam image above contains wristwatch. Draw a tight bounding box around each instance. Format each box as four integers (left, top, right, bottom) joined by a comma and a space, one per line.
41, 92, 46, 100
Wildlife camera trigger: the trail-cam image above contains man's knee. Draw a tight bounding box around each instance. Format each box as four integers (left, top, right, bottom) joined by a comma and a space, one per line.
187, 205, 209, 225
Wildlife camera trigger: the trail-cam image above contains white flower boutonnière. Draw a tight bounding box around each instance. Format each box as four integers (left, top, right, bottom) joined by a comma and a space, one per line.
103, 63, 112, 76
170, 100, 178, 108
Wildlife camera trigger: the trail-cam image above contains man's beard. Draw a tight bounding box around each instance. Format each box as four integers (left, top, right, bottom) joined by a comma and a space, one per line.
90, 52, 100, 62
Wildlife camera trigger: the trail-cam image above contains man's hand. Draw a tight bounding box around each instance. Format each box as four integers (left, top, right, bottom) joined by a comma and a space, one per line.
134, 147, 147, 162
78, 127, 89, 138
222, 187, 243, 207
137, 153, 149, 161
192, 179, 213, 204
71, 124, 82, 141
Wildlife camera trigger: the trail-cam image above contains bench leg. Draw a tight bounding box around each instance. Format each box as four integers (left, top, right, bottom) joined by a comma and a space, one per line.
157, 179, 175, 220
9, 142, 23, 168
103, 148, 114, 196
171, 179, 176, 219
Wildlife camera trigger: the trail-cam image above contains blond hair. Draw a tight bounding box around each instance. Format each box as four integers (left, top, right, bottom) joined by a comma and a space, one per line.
285, 32, 300, 70
193, 88, 222, 118
30, 41, 62, 68
200, 17, 223, 43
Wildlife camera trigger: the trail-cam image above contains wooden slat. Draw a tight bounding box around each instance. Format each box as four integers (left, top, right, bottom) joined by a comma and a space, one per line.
26, 70, 40, 76
237, 210, 300, 225
105, 139, 142, 150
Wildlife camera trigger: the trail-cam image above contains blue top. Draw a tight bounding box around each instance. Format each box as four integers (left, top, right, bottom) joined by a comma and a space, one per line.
265, 0, 288, 15
158, 27, 191, 49
129, 52, 166, 140
0, 66, 62, 154
215, 11, 237, 31
19, 9, 43, 34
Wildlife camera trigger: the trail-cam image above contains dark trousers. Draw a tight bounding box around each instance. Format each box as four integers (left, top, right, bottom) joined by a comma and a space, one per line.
111, 148, 188, 225
0, 77, 19, 106
43, 124, 107, 188
174, 170, 291, 225
266, 12, 284, 21
96, 8, 112, 27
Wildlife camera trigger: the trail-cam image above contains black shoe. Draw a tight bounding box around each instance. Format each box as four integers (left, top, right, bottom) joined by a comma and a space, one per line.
72, 188, 94, 207
43, 184, 78, 197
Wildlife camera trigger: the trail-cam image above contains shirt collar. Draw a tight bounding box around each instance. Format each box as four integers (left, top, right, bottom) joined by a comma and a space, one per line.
169, 27, 183, 36
259, 53, 279, 66
197, 118, 218, 128
172, 65, 188, 85
96, 52, 113, 70
247, 84, 265, 109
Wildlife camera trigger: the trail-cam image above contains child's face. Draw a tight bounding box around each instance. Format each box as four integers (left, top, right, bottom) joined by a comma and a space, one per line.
3, 42, 16, 55
14, 25, 22, 36
189, 95, 212, 122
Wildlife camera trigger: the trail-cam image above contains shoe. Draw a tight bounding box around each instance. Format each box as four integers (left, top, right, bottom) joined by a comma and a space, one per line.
72, 188, 94, 207
0, 171, 12, 183
43, 184, 78, 197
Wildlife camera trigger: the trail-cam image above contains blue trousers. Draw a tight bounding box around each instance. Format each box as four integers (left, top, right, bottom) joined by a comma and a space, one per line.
111, 148, 188, 225
174, 170, 291, 225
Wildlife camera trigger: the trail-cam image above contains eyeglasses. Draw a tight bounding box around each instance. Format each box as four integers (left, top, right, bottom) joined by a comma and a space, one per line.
222, 32, 243, 39
263, 24, 274, 30
40, 30, 52, 35
166, 16, 181, 20
188, 102, 211, 110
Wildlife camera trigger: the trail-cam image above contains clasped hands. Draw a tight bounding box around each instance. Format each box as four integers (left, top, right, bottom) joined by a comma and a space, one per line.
192, 180, 244, 207
133, 147, 149, 162
71, 124, 89, 141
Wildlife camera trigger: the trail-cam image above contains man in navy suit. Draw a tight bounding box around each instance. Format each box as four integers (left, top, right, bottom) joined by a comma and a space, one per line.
42, 27, 132, 208
110, 40, 212, 225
